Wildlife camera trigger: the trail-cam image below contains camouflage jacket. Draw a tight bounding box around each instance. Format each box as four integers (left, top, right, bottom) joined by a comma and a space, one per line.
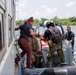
29, 37, 41, 51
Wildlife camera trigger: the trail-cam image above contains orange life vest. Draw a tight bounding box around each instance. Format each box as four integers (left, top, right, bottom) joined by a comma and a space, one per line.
40, 39, 48, 49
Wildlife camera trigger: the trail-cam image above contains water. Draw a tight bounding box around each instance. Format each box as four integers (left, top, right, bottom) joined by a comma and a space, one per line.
15, 26, 76, 50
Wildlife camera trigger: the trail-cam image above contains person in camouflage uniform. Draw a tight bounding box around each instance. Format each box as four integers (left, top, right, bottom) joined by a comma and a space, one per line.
43, 22, 65, 67
29, 30, 41, 67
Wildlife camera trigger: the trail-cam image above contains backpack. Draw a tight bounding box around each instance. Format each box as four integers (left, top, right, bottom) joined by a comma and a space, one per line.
48, 27, 62, 43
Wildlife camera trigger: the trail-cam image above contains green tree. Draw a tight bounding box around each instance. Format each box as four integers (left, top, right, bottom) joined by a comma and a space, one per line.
69, 17, 76, 22
33, 18, 39, 26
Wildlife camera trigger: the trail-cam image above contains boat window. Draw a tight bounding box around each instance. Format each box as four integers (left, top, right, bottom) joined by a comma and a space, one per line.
0, 12, 5, 61
8, 17, 12, 44
0, 13, 4, 50
0, 13, 2, 50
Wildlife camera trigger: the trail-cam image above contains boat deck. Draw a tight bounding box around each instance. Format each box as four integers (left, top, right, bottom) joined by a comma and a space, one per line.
15, 64, 18, 75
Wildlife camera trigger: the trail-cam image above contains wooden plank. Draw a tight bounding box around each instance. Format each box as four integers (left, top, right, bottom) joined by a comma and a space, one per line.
15, 64, 18, 75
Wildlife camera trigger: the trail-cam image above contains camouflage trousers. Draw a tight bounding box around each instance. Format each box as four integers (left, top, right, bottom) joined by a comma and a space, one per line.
31, 50, 42, 68
46, 40, 65, 67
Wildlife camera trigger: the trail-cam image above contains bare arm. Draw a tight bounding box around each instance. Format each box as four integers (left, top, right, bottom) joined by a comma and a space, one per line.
9, 27, 19, 31
35, 34, 42, 37
15, 27, 20, 31
29, 29, 35, 36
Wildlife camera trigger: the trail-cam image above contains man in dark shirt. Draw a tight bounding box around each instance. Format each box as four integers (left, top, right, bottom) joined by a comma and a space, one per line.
43, 22, 65, 67
64, 26, 75, 50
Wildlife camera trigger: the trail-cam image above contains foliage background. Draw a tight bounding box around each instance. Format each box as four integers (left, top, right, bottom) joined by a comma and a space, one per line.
16, 16, 76, 26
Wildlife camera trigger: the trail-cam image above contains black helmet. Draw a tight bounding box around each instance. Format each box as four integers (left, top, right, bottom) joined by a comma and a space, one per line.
46, 22, 54, 28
